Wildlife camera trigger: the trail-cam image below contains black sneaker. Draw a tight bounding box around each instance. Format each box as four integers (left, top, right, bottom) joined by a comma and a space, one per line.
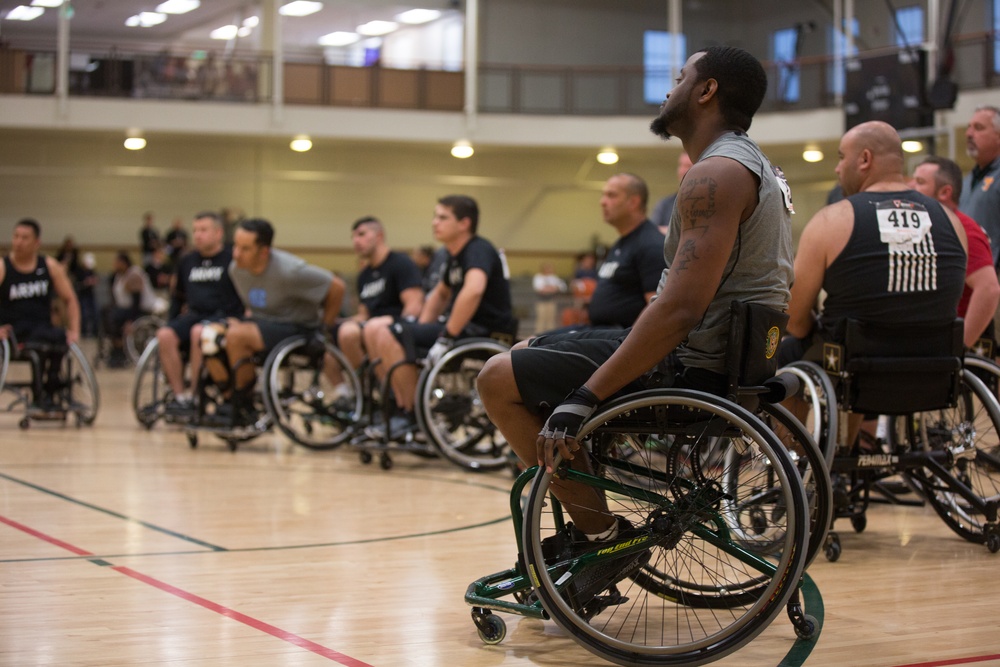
540, 516, 652, 616
165, 396, 195, 416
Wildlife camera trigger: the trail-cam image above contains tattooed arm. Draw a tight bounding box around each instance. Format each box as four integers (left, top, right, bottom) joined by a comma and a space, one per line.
582, 156, 759, 400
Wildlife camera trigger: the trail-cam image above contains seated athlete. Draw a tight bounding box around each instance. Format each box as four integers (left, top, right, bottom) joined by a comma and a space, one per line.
362, 195, 515, 439
198, 218, 345, 416
0, 218, 81, 409
778, 121, 968, 448
157, 211, 245, 414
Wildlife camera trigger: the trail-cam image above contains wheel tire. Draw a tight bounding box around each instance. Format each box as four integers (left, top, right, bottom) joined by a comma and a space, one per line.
795, 614, 819, 641
474, 611, 507, 645
851, 513, 867, 533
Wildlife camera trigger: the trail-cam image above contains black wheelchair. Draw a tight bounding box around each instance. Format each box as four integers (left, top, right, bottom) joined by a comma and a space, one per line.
466, 302, 830, 665
352, 331, 514, 472
133, 330, 361, 452
0, 336, 99, 429
783, 319, 1000, 561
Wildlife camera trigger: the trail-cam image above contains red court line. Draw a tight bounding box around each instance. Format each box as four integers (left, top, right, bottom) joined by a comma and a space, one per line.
894, 655, 1000, 667
0, 513, 372, 667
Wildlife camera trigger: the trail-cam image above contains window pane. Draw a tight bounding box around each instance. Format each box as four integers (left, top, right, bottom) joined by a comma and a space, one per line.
894, 6, 923, 47
644, 30, 685, 105
773, 27, 799, 103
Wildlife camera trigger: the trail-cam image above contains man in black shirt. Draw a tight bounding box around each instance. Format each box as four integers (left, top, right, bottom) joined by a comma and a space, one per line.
0, 218, 81, 407
363, 195, 515, 438
337, 216, 423, 371
156, 211, 244, 413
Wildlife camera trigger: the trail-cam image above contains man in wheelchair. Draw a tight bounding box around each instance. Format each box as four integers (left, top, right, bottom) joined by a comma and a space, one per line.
363, 195, 515, 440
197, 218, 345, 425
157, 211, 245, 416
0, 218, 81, 412
479, 46, 795, 592
778, 121, 968, 448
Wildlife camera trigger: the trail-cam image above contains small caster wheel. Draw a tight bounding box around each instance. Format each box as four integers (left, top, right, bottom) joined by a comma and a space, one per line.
749, 507, 768, 535
794, 613, 819, 641
380, 453, 393, 470
850, 513, 866, 533
227, 440, 238, 453
187, 433, 198, 449
359, 450, 373, 465
986, 531, 1000, 554
19, 417, 30, 430
473, 611, 506, 645
824, 533, 841, 562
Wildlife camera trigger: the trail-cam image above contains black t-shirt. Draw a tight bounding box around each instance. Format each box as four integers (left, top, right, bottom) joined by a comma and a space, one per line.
356, 250, 422, 319
442, 236, 514, 334
0, 255, 53, 333
422, 247, 450, 294
588, 220, 666, 328
172, 246, 244, 319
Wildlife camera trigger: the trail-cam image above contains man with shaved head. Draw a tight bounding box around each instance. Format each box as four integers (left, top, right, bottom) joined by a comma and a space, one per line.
779, 121, 969, 443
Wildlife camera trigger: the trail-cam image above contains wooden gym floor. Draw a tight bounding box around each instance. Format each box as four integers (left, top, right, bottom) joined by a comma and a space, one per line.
1, 350, 999, 667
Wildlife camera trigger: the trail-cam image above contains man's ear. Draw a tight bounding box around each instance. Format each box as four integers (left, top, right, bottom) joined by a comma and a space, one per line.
699, 78, 718, 103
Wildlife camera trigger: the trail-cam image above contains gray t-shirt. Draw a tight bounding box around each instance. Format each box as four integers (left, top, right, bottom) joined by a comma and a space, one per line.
660, 131, 795, 373
228, 247, 333, 327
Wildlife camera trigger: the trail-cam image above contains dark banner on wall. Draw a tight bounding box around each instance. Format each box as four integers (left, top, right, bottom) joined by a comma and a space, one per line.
843, 48, 933, 131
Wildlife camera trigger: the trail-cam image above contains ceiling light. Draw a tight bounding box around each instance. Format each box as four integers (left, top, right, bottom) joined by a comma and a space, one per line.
596, 148, 619, 165
802, 148, 824, 163
31, 0, 64, 8
396, 9, 442, 24
279, 1, 322, 17
155, 0, 199, 14
451, 140, 474, 159
125, 11, 167, 27
357, 20, 398, 36
210, 24, 238, 40
901, 140, 924, 153
318, 31, 360, 47
237, 26, 251, 37
124, 137, 147, 151
290, 135, 312, 152
5, 6, 45, 20
242, 16, 259, 28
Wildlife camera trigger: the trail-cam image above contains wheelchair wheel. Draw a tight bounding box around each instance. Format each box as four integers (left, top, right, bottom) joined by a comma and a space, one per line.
755, 402, 833, 568
63, 343, 99, 425
263, 336, 361, 450
521, 389, 809, 666
132, 339, 169, 428
779, 361, 837, 466
416, 338, 510, 471
126, 315, 163, 366
904, 369, 1000, 546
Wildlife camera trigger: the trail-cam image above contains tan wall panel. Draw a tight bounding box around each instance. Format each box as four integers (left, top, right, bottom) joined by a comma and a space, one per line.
283, 63, 323, 105
329, 66, 371, 106
376, 69, 419, 109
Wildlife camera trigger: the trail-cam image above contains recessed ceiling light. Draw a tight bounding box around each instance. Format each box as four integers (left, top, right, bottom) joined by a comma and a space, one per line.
31, 0, 64, 8
290, 135, 312, 152
242, 16, 259, 28
237, 26, 251, 37
210, 24, 238, 40
396, 9, 442, 24
802, 148, 824, 163
451, 140, 474, 159
125, 11, 166, 27
5, 6, 45, 20
279, 1, 322, 17
124, 137, 147, 150
596, 148, 619, 165
318, 31, 360, 47
155, 0, 199, 14
901, 140, 924, 153
357, 20, 398, 36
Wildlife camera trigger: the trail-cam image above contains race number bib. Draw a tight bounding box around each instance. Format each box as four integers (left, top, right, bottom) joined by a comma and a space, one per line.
875, 199, 931, 248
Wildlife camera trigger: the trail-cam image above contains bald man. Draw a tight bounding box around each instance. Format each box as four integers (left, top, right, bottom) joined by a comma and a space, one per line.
779, 121, 968, 443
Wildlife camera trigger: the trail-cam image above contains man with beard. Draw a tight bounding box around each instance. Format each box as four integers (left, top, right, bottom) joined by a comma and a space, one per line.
478, 46, 795, 554
959, 105, 1000, 266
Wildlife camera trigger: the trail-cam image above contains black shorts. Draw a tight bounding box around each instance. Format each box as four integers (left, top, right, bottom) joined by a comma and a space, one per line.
250, 319, 314, 354
511, 328, 728, 415
166, 312, 206, 345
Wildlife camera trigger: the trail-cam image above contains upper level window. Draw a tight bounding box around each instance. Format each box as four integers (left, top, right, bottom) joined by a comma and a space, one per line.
894, 6, 924, 47
643, 30, 686, 105
829, 17, 859, 96
773, 27, 800, 103
994, 0, 1000, 72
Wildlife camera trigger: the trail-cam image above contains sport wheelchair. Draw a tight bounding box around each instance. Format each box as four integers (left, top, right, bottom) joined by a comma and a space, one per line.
353, 333, 514, 472
0, 336, 99, 429
783, 319, 1000, 560
133, 330, 361, 452
466, 302, 830, 665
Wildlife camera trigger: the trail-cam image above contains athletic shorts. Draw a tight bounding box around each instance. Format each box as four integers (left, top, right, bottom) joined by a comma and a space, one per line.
250, 318, 314, 354
166, 311, 217, 346
511, 327, 728, 416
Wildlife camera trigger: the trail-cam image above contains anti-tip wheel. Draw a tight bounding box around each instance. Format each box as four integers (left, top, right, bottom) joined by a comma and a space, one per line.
359, 450, 373, 465
794, 613, 819, 640
18, 417, 29, 430
473, 611, 506, 645
379, 453, 393, 470
851, 513, 867, 533
824, 533, 841, 562
986, 531, 1000, 554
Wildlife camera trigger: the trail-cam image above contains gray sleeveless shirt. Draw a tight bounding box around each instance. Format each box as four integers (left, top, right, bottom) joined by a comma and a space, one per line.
659, 131, 795, 373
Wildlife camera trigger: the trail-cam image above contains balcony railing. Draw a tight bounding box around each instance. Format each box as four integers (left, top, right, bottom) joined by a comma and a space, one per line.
1, 31, 997, 116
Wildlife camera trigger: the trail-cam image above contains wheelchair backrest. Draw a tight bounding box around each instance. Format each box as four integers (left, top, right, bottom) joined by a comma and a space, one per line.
724, 300, 788, 401
838, 318, 963, 415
